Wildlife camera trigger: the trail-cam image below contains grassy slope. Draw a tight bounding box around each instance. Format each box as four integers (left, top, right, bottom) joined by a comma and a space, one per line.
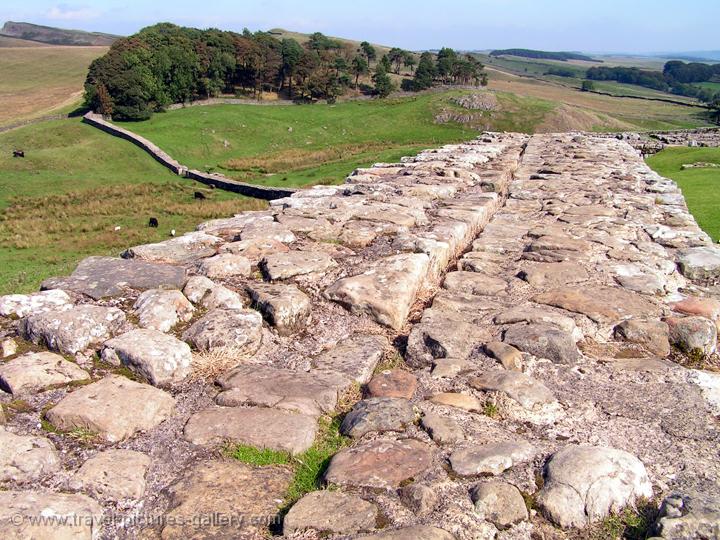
0, 45, 105, 127
487, 68, 711, 131
481, 54, 700, 104
647, 147, 720, 242
119, 91, 543, 187
694, 81, 720, 91
0, 35, 51, 47
0, 119, 265, 294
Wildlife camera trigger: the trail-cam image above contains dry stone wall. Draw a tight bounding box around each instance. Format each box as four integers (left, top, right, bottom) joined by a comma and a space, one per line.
1, 132, 720, 540
83, 112, 296, 200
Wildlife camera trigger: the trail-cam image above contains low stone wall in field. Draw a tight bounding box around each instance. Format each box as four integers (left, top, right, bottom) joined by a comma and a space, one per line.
82, 112, 296, 200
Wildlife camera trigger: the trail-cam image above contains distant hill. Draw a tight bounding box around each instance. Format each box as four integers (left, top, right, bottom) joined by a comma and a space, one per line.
490, 48, 601, 63
0, 21, 120, 46
654, 51, 720, 62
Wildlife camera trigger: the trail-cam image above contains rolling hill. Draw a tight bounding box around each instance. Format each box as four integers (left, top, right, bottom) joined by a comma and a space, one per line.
490, 48, 600, 62
0, 39, 107, 127
0, 21, 120, 46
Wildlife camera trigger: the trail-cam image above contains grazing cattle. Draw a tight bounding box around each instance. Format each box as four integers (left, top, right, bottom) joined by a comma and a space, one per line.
12, 150, 24, 158
148, 217, 159, 228
194, 191, 207, 200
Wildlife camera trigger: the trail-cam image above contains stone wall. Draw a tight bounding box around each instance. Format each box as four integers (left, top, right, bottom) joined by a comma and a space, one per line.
597, 127, 720, 156
1, 132, 719, 539
649, 127, 720, 147
82, 112, 296, 200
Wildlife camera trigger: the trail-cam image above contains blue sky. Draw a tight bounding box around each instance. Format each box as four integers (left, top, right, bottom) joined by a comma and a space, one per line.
2, 0, 718, 53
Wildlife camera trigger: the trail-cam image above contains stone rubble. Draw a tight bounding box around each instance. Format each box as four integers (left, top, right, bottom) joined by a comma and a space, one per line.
1, 132, 719, 539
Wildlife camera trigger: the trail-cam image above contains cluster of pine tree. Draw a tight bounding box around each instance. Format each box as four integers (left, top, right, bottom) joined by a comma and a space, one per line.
403, 49, 488, 92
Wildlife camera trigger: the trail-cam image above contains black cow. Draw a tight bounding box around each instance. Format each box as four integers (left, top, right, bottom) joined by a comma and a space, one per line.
13, 150, 24, 158
194, 191, 207, 200
148, 217, 159, 228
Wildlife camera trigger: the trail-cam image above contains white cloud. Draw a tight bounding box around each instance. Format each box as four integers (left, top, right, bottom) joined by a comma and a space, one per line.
46, 4, 100, 22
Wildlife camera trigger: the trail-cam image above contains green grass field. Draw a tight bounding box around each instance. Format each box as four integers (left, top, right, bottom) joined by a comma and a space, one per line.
118, 91, 555, 187
0, 118, 265, 294
693, 81, 720, 92
647, 147, 720, 242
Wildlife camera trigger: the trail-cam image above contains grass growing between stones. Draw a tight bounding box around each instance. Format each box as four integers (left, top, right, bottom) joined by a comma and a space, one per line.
227, 445, 291, 467
589, 500, 658, 540
483, 402, 500, 418
647, 147, 720, 242
227, 415, 350, 508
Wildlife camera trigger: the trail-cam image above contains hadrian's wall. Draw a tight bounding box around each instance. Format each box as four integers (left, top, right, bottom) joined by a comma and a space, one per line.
1, 132, 719, 539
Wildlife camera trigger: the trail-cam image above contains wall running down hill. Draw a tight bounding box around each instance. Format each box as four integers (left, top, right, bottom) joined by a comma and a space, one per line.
0, 133, 719, 539
83, 112, 296, 200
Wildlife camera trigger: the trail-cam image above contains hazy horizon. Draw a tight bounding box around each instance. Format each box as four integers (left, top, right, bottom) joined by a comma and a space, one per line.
2, 0, 718, 55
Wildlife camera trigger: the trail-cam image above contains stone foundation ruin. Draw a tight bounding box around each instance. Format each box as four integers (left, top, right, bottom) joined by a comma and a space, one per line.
1, 132, 719, 539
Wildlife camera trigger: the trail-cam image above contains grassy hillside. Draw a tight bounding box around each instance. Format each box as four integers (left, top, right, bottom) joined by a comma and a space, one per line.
486, 68, 711, 131
482, 53, 702, 103
0, 35, 51, 47
118, 90, 555, 188
0, 119, 265, 294
647, 147, 720, 242
0, 21, 119, 46
0, 44, 106, 127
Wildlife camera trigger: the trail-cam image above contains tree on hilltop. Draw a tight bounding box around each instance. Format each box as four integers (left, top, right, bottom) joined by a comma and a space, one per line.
308, 32, 340, 51
360, 41, 376, 66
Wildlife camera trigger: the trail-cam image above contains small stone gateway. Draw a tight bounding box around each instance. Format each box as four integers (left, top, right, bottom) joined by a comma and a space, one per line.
1, 131, 719, 539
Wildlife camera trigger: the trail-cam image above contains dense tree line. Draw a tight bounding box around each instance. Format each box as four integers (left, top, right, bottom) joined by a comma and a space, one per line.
663, 61, 720, 84
85, 23, 483, 121
545, 67, 579, 78
490, 49, 598, 62
86, 24, 361, 119
585, 61, 720, 104
585, 66, 668, 91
